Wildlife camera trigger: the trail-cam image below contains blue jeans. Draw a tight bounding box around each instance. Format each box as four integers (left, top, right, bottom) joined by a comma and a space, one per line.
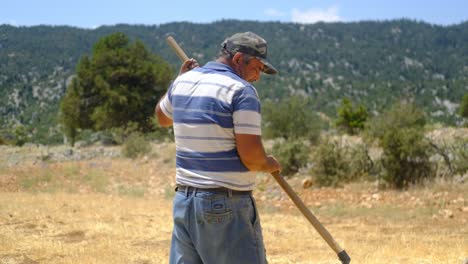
169, 187, 268, 264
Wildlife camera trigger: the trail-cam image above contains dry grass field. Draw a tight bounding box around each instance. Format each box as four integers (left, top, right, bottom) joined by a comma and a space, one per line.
0, 143, 467, 264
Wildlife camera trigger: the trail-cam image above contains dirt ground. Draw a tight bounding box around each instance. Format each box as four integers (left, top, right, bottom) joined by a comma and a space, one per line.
0, 143, 467, 264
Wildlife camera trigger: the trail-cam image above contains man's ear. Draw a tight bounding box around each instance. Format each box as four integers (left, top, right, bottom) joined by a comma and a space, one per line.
232, 52, 243, 66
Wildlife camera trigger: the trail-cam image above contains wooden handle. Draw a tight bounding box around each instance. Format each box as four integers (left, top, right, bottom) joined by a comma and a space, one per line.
271, 171, 349, 263
166, 36, 190, 62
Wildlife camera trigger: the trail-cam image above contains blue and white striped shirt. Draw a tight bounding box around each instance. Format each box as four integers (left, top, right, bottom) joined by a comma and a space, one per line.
160, 62, 261, 190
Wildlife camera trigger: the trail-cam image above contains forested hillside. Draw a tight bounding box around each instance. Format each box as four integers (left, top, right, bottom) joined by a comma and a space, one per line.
1, 19, 467, 143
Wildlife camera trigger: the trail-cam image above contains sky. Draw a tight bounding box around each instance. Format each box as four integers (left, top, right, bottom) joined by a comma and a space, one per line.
1, 0, 467, 28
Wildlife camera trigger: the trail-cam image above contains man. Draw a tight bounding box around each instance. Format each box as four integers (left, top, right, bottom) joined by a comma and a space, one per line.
155, 32, 281, 264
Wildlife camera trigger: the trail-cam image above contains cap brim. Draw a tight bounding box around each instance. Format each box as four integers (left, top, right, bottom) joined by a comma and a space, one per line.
258, 58, 278, 75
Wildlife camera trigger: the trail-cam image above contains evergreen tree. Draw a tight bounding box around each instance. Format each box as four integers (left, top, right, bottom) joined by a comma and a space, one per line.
335, 97, 369, 135
59, 33, 173, 144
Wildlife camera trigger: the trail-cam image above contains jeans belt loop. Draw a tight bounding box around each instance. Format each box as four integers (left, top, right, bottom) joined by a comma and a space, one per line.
227, 189, 232, 198
184, 186, 189, 197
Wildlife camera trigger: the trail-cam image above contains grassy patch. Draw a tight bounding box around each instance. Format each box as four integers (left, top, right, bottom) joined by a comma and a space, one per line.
84, 170, 108, 193
63, 164, 81, 180
118, 185, 146, 198
159, 144, 176, 165
164, 185, 175, 200
0, 164, 7, 174
316, 202, 435, 221
260, 203, 282, 215
20, 170, 54, 191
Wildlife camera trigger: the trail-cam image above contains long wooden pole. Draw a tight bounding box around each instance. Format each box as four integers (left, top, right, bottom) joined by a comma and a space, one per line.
166, 36, 189, 62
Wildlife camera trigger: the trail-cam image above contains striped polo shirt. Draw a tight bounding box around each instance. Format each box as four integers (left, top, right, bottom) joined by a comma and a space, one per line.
159, 62, 261, 191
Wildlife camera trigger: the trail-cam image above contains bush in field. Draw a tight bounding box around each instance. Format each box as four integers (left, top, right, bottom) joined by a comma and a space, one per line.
73, 122, 141, 147
263, 96, 323, 143
451, 137, 468, 175
335, 97, 369, 135
366, 101, 434, 188
122, 133, 152, 159
430, 136, 468, 176
311, 138, 373, 187
148, 116, 174, 142
263, 96, 325, 176
272, 139, 310, 176
381, 128, 433, 188
14, 125, 28, 147
107, 122, 140, 145
0, 129, 10, 145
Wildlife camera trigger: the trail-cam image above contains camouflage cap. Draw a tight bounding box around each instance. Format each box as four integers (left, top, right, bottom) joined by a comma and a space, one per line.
222, 31, 278, 75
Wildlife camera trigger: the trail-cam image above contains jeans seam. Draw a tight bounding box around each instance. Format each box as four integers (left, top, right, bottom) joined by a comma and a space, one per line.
186, 192, 195, 242
246, 196, 260, 263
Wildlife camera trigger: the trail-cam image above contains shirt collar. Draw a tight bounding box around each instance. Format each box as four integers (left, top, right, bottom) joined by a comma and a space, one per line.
203, 61, 237, 75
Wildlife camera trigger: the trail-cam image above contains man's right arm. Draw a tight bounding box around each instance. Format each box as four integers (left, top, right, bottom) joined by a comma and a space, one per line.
155, 58, 199, 127
235, 133, 281, 173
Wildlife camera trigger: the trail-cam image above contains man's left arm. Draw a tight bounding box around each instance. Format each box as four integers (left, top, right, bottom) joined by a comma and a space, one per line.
232, 86, 281, 173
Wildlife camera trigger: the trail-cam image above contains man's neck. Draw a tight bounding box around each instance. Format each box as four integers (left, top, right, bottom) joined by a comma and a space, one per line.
216, 57, 241, 77
216, 57, 233, 68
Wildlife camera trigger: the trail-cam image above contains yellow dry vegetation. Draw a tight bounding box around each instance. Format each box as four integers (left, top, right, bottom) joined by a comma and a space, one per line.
0, 143, 467, 264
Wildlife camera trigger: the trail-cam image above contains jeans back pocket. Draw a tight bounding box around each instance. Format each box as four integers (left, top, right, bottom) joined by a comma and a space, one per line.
200, 197, 233, 224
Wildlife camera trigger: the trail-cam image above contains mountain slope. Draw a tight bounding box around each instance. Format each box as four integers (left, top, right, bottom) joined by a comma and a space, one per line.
0, 20, 467, 142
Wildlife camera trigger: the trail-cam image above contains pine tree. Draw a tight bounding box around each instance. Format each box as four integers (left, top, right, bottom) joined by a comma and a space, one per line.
59, 33, 173, 145
335, 97, 369, 135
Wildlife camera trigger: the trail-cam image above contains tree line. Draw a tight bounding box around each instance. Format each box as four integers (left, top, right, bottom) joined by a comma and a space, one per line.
1, 31, 467, 190
1, 20, 467, 145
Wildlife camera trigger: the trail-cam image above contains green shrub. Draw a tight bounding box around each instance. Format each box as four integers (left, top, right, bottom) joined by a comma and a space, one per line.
429, 136, 468, 177
452, 137, 468, 175
311, 138, 373, 187
75, 129, 96, 146
14, 125, 28, 146
149, 116, 174, 142
0, 130, 14, 145
122, 133, 152, 159
348, 142, 375, 178
381, 128, 434, 188
272, 139, 310, 176
109, 122, 139, 145
335, 97, 369, 135
366, 102, 434, 188
263, 96, 323, 143
97, 130, 119, 146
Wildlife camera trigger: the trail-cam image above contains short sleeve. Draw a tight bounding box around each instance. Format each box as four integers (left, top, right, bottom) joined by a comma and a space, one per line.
159, 84, 174, 119
232, 86, 261, 135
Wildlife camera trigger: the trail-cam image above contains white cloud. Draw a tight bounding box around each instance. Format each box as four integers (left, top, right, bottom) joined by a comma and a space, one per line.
291, 6, 341, 24
264, 8, 286, 17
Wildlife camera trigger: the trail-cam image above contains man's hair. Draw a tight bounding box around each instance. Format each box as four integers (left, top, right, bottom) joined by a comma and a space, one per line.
218, 48, 253, 64
218, 47, 233, 60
